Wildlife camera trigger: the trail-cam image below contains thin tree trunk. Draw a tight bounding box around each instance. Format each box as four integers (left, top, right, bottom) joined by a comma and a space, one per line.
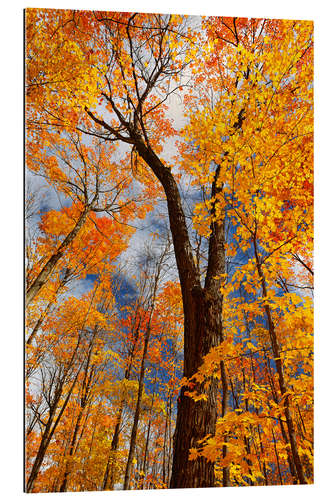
249, 351, 268, 485
123, 246, 168, 490
102, 401, 124, 490
26, 323, 87, 492
26, 208, 88, 305
162, 391, 171, 486
220, 360, 229, 486
167, 393, 172, 486
26, 367, 81, 492
27, 268, 71, 345
272, 428, 283, 485
142, 421, 151, 483
253, 234, 307, 484
102, 313, 143, 490
260, 305, 298, 482
253, 425, 268, 485
123, 316, 152, 489
59, 364, 94, 492
59, 407, 84, 492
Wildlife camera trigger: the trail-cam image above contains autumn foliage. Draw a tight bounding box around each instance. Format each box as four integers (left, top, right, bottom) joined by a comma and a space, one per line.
25, 9, 313, 492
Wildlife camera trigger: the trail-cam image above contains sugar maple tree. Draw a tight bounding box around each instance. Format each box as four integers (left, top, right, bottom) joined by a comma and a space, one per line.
25, 9, 313, 491
179, 16, 313, 485
25, 127, 154, 305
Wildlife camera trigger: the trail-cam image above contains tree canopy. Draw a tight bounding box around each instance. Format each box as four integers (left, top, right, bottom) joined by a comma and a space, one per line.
25, 9, 313, 492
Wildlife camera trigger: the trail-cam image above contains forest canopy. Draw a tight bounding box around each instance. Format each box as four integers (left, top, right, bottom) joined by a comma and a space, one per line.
25, 9, 313, 492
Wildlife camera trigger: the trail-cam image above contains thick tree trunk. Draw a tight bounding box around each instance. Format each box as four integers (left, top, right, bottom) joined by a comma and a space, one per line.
132, 142, 226, 488
170, 290, 223, 488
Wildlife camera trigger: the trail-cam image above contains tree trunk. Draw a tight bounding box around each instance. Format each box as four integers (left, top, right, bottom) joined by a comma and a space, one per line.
123, 245, 167, 490
26, 268, 71, 346
272, 428, 283, 485
26, 208, 88, 305
58, 407, 84, 492
132, 142, 226, 488
26, 407, 56, 492
58, 325, 98, 492
102, 313, 143, 490
123, 316, 152, 489
59, 369, 93, 492
253, 235, 307, 484
102, 401, 124, 490
26, 365, 82, 492
162, 391, 171, 486
85, 112, 226, 488
220, 360, 229, 486
142, 390, 156, 478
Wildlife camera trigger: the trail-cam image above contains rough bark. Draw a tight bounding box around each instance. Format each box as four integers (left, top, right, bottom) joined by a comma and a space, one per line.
169, 164, 226, 489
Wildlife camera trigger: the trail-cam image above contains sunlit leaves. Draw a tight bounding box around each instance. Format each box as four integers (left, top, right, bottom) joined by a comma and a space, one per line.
25, 9, 313, 490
